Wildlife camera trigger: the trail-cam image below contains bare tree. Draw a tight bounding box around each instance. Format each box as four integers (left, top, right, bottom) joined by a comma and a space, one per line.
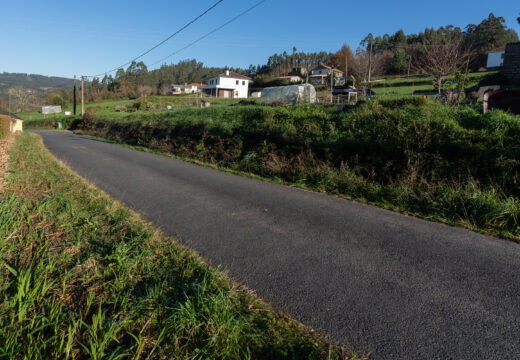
136, 85, 154, 97
413, 41, 472, 95
8, 86, 36, 112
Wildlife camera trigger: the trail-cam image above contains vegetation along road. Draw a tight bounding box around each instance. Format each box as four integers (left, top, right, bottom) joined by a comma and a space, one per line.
33, 130, 520, 359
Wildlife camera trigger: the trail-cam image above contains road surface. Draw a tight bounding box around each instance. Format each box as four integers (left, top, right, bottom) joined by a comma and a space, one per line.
33, 130, 520, 359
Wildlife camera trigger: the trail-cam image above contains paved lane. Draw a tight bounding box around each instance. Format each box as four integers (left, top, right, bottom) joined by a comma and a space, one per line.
34, 130, 520, 359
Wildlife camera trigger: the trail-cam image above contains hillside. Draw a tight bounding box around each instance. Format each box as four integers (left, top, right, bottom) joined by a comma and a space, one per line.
0, 72, 73, 92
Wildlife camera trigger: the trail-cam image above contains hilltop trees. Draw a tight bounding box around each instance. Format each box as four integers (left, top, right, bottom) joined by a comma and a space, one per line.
359, 13, 518, 75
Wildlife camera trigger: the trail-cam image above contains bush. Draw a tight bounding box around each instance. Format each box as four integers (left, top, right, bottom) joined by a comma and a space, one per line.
378, 96, 428, 108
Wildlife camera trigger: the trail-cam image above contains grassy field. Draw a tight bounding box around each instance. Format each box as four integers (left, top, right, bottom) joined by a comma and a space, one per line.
68, 99, 520, 241
0, 133, 360, 359
17, 95, 254, 124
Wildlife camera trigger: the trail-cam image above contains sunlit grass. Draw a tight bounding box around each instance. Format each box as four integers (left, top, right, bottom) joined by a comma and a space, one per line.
0, 133, 360, 359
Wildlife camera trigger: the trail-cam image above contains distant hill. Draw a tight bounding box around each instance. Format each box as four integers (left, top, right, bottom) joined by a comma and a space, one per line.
0, 73, 74, 110
0, 72, 73, 93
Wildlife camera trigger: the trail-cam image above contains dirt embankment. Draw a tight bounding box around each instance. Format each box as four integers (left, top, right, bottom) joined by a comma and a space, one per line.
0, 134, 15, 193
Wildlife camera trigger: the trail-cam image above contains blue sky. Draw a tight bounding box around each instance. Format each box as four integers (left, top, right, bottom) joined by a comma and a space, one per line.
1, 0, 519, 78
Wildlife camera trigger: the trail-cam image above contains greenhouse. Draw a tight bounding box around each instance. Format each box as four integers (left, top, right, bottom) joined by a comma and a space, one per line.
260, 84, 316, 105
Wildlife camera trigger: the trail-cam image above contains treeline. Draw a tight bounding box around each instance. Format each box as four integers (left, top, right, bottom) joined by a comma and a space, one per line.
247, 48, 330, 77
40, 12, 519, 106
356, 13, 518, 75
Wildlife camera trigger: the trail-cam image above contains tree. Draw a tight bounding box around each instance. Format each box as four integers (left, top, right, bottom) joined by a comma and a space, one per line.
413, 40, 472, 94
465, 13, 518, 53
8, 86, 36, 112
330, 44, 356, 78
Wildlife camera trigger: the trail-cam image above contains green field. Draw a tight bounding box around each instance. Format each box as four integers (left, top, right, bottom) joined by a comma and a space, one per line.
17, 95, 254, 124
0, 133, 359, 359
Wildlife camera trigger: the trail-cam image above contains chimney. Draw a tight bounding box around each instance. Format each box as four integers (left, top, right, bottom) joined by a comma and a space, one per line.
225, 70, 230, 76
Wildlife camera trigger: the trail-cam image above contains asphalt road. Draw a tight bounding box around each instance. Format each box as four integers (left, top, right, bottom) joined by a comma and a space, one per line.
34, 130, 520, 359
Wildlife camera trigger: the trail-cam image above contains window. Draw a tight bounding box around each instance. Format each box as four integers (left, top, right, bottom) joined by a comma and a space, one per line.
210, 79, 214, 85
242, 81, 245, 85
236, 80, 239, 85
235, 91, 239, 96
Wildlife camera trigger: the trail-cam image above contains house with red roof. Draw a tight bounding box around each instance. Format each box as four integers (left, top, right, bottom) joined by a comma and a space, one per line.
309, 64, 344, 85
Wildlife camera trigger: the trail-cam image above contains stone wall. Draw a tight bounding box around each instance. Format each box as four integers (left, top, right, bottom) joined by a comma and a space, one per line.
502, 43, 520, 84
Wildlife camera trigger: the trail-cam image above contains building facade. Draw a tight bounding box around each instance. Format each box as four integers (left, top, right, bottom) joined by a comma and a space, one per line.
502, 43, 520, 84
309, 65, 344, 85
204, 70, 251, 98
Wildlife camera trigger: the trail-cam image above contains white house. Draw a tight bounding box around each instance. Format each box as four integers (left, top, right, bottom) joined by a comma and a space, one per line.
203, 70, 252, 98
486, 47, 505, 68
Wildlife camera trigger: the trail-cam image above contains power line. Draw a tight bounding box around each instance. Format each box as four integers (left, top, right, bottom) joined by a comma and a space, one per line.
148, 0, 266, 67
87, 0, 224, 78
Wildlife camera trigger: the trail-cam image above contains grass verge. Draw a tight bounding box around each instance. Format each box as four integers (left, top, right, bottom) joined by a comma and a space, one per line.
0, 133, 361, 359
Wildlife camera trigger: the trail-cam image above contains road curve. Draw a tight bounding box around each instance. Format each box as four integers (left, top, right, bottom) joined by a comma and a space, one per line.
33, 130, 520, 359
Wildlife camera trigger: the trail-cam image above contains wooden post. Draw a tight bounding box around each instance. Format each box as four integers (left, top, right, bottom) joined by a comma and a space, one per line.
81, 76, 85, 116
367, 36, 373, 84
73, 75, 77, 115
330, 68, 333, 103
345, 53, 348, 86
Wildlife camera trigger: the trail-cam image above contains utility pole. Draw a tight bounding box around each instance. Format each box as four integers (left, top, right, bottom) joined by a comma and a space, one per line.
330, 68, 334, 103
459, 57, 471, 104
345, 53, 348, 86
81, 76, 85, 116
367, 36, 373, 84
73, 75, 77, 115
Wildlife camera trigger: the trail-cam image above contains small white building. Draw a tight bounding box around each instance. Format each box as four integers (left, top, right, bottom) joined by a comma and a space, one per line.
41, 105, 62, 114
169, 83, 206, 94
203, 70, 252, 98
486, 47, 505, 68
279, 75, 303, 83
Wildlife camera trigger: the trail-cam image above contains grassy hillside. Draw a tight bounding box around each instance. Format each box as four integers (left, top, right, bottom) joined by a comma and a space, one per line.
0, 133, 359, 359
64, 99, 520, 240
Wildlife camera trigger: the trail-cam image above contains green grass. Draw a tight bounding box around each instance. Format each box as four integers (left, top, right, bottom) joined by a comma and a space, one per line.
69, 100, 520, 241
369, 71, 496, 100
0, 133, 361, 359
17, 96, 256, 124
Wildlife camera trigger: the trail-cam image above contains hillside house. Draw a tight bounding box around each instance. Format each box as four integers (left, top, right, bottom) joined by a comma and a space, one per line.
309, 65, 344, 85
168, 83, 206, 94
487, 47, 505, 68
203, 70, 252, 98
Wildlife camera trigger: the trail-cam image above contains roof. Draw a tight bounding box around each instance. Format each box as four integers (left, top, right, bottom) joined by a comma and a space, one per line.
488, 47, 506, 53
279, 75, 301, 79
187, 83, 207, 87
214, 71, 252, 81
314, 64, 344, 73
